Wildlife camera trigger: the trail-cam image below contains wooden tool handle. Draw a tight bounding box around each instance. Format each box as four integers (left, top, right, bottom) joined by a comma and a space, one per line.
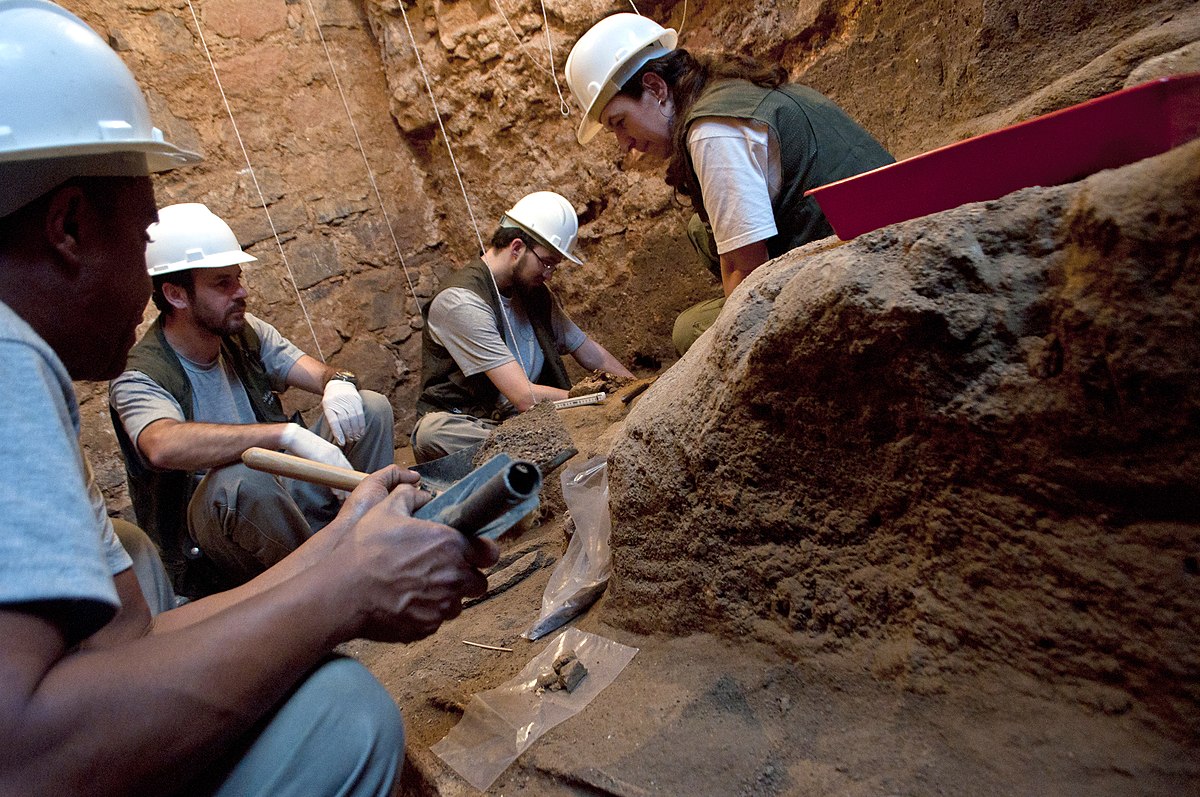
241, 447, 368, 492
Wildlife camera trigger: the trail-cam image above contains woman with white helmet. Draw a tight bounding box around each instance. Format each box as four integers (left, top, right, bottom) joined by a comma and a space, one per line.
566, 13, 894, 355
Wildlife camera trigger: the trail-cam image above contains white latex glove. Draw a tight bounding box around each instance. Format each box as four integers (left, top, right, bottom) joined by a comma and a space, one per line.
280, 423, 354, 472
322, 379, 365, 446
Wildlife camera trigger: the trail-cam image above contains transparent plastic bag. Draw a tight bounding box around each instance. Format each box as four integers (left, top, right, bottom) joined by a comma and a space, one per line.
431, 628, 638, 791
523, 456, 612, 641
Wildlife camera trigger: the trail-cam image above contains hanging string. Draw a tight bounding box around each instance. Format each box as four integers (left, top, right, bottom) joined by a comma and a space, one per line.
390, 7, 534, 395
393, 2, 487, 255
183, 0, 325, 361
299, 0, 421, 314
622, 0, 684, 35
492, 0, 550, 73
492, 0, 570, 116
536, 0, 571, 116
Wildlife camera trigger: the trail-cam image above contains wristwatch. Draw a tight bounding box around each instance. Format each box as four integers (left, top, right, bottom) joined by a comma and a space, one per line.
330, 370, 359, 389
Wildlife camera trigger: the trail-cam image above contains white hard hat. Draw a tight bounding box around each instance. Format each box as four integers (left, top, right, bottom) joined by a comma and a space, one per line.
565, 13, 678, 145
501, 191, 583, 265
146, 203, 257, 276
0, 0, 201, 217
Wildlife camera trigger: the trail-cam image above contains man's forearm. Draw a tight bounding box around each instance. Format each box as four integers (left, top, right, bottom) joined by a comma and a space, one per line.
137, 418, 292, 471
572, 339, 634, 378
486, 360, 568, 412
0, 563, 355, 797
284, 353, 339, 395
1, 471, 492, 797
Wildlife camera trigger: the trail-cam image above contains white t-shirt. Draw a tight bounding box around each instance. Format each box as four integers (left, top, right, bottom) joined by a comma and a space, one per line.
109, 313, 303, 468
427, 286, 586, 412
0, 300, 131, 643
687, 116, 783, 255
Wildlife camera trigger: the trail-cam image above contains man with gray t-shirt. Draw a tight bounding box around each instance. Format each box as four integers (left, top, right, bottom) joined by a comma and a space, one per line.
110, 203, 394, 596
413, 191, 632, 462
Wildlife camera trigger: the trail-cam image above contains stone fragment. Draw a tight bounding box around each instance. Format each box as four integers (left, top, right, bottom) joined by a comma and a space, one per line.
557, 657, 588, 692
107, 30, 131, 51
568, 369, 635, 398
534, 650, 589, 693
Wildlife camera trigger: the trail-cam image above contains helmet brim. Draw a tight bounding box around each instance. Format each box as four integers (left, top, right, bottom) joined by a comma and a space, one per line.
0, 140, 203, 172
146, 249, 258, 277
573, 29, 677, 146
501, 214, 584, 265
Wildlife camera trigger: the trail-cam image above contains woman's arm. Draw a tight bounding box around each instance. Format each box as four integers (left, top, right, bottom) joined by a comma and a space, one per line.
719, 241, 770, 295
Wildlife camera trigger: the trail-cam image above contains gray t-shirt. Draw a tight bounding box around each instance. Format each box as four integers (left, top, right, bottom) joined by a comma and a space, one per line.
427, 286, 586, 411
109, 314, 304, 468
0, 300, 131, 642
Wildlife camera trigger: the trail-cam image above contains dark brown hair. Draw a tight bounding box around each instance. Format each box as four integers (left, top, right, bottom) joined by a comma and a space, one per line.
618, 49, 787, 211
488, 225, 540, 253
152, 270, 194, 315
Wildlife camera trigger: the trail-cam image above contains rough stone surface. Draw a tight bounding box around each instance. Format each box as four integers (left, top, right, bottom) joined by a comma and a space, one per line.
609, 140, 1200, 745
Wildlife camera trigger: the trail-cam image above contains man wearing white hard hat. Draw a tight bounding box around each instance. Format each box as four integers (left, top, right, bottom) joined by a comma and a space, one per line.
0, 3, 496, 794
109, 202, 397, 596
413, 191, 633, 462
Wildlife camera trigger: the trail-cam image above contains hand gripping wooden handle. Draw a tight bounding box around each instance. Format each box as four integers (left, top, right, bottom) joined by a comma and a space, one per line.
241, 447, 368, 492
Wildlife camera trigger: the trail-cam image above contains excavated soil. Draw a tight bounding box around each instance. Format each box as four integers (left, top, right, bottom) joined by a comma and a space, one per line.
472, 401, 576, 473
568, 371, 637, 398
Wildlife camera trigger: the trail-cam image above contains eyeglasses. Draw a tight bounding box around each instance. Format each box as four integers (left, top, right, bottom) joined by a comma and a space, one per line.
527, 246, 562, 272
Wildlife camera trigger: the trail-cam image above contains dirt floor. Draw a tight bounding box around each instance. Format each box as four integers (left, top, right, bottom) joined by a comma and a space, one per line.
350, 379, 1199, 796
346, 520, 1199, 797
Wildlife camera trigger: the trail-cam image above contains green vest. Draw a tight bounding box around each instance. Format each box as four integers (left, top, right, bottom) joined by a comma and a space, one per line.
417, 258, 571, 421
682, 79, 894, 257
109, 317, 287, 596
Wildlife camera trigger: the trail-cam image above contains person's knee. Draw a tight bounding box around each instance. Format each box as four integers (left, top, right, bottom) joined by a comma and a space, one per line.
312, 657, 403, 739
192, 464, 294, 532
359, 390, 394, 430
198, 462, 287, 502
112, 517, 157, 562
210, 658, 403, 797
112, 518, 179, 614
410, 414, 445, 464
672, 311, 704, 356
302, 659, 404, 784
673, 297, 725, 356
190, 464, 307, 574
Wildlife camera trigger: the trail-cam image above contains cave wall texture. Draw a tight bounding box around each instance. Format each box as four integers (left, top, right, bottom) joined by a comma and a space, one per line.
64, 1, 1199, 568
609, 138, 1200, 744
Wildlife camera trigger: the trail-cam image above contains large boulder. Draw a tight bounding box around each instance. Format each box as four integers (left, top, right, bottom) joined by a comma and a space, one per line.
608, 139, 1200, 741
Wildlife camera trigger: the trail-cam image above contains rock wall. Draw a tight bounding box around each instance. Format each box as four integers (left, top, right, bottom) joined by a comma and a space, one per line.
608, 140, 1200, 742
65, 1, 1198, 515
66, 0, 437, 509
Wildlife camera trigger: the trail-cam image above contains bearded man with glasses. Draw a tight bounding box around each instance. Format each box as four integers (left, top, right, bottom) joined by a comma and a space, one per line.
412, 191, 633, 462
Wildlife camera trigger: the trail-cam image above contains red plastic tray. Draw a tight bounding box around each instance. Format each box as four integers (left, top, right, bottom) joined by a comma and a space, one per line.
806, 72, 1200, 240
